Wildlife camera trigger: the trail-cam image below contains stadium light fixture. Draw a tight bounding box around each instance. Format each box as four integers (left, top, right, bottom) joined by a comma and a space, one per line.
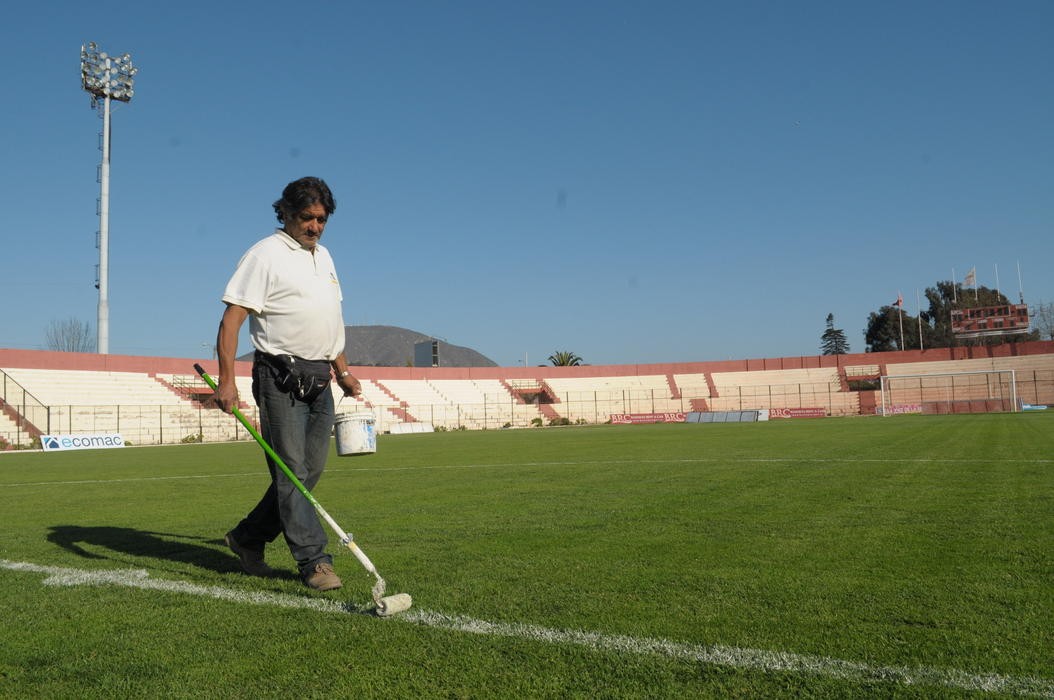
81, 42, 138, 355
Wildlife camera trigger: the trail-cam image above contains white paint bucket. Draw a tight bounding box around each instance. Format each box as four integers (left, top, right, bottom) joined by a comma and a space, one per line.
335, 412, 377, 456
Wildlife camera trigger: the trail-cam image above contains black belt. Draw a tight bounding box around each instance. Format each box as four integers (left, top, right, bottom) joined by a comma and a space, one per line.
255, 351, 331, 402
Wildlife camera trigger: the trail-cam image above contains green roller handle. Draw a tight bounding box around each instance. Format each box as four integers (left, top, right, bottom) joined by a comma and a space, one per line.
194, 363, 321, 507
192, 363, 381, 578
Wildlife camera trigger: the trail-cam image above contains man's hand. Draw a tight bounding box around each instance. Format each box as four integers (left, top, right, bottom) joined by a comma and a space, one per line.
213, 381, 240, 413
337, 372, 362, 398
214, 304, 249, 413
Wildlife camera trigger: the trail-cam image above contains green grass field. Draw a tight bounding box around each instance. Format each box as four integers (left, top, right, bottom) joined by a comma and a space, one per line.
2, 413, 1052, 698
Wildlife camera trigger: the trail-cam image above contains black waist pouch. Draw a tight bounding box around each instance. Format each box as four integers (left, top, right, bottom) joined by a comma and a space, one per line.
256, 352, 332, 403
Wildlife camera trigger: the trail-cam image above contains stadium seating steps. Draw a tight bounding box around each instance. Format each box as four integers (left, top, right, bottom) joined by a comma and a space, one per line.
2, 343, 1053, 446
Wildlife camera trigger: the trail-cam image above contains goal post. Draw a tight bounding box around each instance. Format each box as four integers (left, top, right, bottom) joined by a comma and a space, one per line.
879, 369, 1018, 416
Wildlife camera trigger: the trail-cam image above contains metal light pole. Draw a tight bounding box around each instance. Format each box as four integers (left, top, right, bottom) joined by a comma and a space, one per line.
80, 42, 137, 355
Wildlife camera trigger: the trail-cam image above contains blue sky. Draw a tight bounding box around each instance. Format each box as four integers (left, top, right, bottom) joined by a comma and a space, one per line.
3, 1, 1051, 366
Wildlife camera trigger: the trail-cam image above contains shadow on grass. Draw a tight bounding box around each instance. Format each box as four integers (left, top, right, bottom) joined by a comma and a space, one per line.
45, 525, 297, 582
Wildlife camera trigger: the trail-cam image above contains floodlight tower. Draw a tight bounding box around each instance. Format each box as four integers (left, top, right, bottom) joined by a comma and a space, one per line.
80, 42, 137, 355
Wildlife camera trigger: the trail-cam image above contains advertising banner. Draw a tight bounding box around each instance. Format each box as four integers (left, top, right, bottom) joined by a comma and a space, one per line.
41, 434, 126, 452
875, 404, 923, 416
768, 408, 827, 419
610, 412, 686, 424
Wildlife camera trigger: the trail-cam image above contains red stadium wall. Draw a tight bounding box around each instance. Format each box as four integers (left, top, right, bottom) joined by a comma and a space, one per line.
2, 341, 1052, 380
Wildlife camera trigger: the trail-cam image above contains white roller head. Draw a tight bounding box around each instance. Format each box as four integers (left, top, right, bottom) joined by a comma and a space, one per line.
376, 593, 412, 617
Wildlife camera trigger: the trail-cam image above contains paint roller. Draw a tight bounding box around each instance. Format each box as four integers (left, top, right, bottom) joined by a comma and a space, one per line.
194, 363, 412, 616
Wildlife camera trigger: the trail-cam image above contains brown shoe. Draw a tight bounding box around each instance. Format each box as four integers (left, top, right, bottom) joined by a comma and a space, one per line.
303, 561, 342, 591
225, 531, 274, 577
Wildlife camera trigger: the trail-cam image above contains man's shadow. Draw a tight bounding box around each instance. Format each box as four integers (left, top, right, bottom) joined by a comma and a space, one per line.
47, 525, 294, 581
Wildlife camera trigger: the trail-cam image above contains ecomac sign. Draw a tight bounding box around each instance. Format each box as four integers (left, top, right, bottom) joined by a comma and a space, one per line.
42, 434, 125, 452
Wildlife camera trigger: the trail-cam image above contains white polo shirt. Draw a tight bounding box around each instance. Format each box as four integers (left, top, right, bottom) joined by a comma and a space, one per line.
223, 229, 345, 361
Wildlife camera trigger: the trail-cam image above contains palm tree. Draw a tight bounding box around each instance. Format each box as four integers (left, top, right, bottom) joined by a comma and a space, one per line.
548, 351, 583, 366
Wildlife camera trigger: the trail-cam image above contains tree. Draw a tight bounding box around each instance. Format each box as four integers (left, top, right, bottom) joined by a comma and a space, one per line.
548, 351, 583, 366
45, 318, 96, 353
923, 281, 1009, 348
865, 281, 1039, 352
820, 313, 850, 355
864, 305, 917, 352
923, 281, 1038, 346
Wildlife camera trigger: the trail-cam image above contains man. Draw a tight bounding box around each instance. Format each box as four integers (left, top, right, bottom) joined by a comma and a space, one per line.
212, 176, 362, 591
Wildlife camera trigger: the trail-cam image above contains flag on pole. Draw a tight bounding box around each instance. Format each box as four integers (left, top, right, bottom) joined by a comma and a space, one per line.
964, 267, 976, 287
895, 291, 905, 350
916, 289, 924, 351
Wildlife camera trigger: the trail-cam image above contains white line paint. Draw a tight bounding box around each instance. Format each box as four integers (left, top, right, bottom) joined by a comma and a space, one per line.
7, 456, 1052, 488
2, 559, 1051, 697
8, 473, 261, 488
1, 559, 353, 614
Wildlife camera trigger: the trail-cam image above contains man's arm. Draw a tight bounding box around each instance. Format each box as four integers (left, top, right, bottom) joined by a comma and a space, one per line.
214, 303, 250, 412
330, 354, 363, 398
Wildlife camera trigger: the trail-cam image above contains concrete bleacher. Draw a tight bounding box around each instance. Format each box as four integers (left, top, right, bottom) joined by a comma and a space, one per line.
881, 354, 1054, 410
672, 373, 712, 398
884, 354, 1054, 377
843, 364, 881, 378
146, 371, 255, 443
348, 378, 399, 410
430, 378, 540, 428
545, 374, 677, 421
712, 367, 840, 390
550, 374, 671, 391
375, 378, 449, 424
14, 369, 260, 445
159, 370, 406, 440
159, 370, 448, 435
341, 378, 544, 430
545, 375, 673, 400
3, 343, 1051, 445
4, 368, 186, 406
0, 409, 24, 445
327, 380, 411, 434
372, 378, 497, 429
708, 367, 856, 415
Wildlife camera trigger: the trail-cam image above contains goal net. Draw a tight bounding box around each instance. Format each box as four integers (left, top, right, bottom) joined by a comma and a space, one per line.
879, 369, 1018, 416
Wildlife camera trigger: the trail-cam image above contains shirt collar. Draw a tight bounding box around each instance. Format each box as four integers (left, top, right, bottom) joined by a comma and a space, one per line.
274, 228, 305, 251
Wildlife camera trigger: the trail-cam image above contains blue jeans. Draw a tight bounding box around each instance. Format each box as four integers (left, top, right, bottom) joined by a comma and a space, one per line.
230, 358, 335, 576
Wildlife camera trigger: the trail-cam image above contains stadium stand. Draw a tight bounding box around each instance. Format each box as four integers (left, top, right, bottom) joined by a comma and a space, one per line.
374, 379, 452, 424
711, 367, 841, 390
545, 375, 673, 396
881, 354, 1054, 413
427, 378, 542, 429
331, 379, 416, 432
884, 354, 1054, 377
2, 341, 1052, 447
545, 374, 677, 422
672, 373, 712, 398
0, 410, 22, 443
707, 367, 859, 415
843, 364, 881, 379
3, 368, 186, 406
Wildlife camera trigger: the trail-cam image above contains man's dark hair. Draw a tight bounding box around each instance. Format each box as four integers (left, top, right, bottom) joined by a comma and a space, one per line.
273, 177, 337, 223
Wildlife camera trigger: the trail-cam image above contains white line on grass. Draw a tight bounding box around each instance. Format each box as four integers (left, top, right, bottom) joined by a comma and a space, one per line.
7, 455, 1052, 488
2, 559, 1051, 698
8, 473, 261, 487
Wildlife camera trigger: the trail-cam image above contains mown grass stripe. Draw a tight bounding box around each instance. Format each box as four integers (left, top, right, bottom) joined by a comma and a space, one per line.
3, 559, 1051, 698
7, 455, 1053, 488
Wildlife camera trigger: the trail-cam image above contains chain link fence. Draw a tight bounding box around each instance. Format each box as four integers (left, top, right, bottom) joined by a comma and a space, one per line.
3, 372, 1051, 449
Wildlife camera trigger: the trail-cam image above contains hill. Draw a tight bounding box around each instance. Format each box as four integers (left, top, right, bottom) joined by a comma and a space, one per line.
238, 325, 497, 367
343, 325, 496, 367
